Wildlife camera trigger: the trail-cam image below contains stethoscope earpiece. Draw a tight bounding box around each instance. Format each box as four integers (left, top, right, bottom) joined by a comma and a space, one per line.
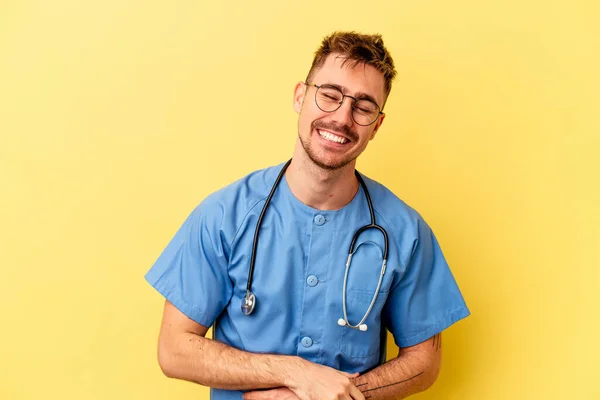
337, 318, 368, 331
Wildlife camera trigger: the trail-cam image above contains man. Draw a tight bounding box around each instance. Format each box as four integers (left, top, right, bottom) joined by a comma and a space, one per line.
145, 31, 470, 400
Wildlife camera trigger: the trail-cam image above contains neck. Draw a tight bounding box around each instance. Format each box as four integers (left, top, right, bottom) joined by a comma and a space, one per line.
285, 143, 359, 211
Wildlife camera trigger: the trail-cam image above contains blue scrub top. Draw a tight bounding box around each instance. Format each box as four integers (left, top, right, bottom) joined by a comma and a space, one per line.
145, 162, 470, 399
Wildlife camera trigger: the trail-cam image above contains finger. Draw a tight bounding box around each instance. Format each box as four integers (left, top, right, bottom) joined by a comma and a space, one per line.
245, 388, 299, 400
271, 388, 301, 400
242, 390, 269, 400
349, 383, 366, 400
283, 390, 302, 400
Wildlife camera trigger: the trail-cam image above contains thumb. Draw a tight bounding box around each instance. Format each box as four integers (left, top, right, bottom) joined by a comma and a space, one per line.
338, 371, 360, 378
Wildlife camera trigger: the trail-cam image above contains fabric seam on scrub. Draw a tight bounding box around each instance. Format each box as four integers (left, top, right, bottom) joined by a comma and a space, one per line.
143, 211, 201, 298
317, 223, 336, 365
296, 214, 312, 356
371, 207, 411, 293
146, 276, 216, 327
202, 207, 234, 291
396, 306, 470, 348
228, 195, 270, 257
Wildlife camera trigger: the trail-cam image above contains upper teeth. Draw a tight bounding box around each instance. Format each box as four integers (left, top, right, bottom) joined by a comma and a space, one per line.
319, 130, 348, 144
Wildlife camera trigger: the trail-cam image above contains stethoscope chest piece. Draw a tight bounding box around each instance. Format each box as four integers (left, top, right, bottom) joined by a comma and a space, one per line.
241, 160, 389, 335
241, 291, 256, 315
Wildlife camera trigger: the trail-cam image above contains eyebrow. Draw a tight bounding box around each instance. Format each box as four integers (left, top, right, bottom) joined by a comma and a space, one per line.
321, 82, 381, 108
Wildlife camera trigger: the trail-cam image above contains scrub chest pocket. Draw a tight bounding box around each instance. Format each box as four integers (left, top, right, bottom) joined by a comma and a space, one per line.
339, 288, 388, 358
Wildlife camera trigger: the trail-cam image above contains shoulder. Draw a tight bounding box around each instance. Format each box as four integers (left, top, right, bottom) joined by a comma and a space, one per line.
358, 173, 437, 268
358, 172, 423, 230
192, 162, 286, 234
203, 162, 283, 209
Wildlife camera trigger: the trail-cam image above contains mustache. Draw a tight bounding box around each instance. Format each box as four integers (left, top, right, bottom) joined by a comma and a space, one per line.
311, 120, 358, 142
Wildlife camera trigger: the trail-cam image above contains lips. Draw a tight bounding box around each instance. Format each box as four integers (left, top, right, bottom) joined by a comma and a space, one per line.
317, 129, 349, 144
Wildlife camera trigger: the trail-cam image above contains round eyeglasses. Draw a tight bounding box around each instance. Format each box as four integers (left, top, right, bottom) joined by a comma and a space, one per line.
305, 83, 383, 126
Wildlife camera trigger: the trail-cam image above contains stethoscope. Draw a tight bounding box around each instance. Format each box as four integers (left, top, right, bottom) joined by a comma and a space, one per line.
241, 159, 389, 332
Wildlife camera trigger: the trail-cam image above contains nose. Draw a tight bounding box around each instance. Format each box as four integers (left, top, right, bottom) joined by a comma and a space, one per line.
331, 96, 355, 127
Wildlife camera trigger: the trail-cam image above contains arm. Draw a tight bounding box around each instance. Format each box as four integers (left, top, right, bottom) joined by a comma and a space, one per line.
157, 300, 365, 399
244, 333, 441, 400
158, 300, 292, 390
351, 333, 442, 399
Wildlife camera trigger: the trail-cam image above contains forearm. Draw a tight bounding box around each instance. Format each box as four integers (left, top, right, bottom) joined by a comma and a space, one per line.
158, 331, 300, 391
352, 335, 442, 399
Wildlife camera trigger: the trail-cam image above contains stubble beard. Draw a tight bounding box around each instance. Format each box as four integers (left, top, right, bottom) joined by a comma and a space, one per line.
298, 120, 360, 171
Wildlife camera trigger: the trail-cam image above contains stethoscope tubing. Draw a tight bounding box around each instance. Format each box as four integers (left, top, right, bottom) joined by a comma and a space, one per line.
242, 159, 389, 331
246, 159, 291, 293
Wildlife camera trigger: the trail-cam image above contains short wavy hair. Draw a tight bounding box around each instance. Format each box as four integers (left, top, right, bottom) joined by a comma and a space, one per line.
306, 31, 397, 99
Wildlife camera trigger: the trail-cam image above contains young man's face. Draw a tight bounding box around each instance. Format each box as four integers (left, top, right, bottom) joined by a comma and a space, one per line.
293, 53, 387, 171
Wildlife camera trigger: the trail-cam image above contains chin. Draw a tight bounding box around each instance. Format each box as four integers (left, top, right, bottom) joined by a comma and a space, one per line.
307, 153, 355, 171
298, 131, 358, 171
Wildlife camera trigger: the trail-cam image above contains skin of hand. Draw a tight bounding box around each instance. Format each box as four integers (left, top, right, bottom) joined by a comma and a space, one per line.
244, 358, 364, 400
242, 335, 442, 400
242, 387, 298, 400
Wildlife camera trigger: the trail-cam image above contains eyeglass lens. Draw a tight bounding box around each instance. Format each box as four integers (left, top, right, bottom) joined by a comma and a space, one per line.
315, 85, 380, 126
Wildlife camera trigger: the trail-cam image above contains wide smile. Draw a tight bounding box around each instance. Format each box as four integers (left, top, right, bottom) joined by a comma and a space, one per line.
317, 129, 350, 145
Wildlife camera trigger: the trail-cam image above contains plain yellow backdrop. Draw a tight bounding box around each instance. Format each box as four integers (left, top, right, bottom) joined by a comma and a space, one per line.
1, 0, 598, 399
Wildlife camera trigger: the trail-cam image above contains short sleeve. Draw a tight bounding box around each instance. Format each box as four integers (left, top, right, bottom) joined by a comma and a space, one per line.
144, 200, 232, 328
383, 218, 470, 348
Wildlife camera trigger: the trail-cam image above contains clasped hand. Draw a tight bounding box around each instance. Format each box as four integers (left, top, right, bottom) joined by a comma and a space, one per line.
242, 358, 365, 400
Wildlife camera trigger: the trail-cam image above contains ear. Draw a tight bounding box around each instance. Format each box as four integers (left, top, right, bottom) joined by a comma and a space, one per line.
369, 113, 386, 140
293, 82, 306, 114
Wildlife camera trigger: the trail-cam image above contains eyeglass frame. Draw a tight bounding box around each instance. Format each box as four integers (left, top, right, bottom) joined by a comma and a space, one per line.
304, 82, 384, 126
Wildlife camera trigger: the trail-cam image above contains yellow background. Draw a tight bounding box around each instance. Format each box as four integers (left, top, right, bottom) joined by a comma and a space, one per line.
1, 0, 598, 399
